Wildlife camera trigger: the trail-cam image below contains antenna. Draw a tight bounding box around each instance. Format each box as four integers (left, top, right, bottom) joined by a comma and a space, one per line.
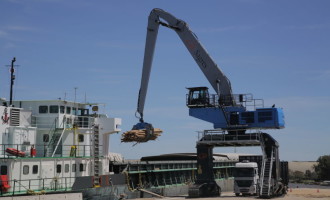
74, 87, 78, 103
7, 57, 19, 106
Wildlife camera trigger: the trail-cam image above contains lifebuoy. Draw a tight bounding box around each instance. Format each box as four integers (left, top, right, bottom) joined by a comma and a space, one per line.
5, 148, 26, 157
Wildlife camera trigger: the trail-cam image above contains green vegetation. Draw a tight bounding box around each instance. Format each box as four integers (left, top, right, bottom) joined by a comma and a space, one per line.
289, 155, 330, 184
314, 155, 330, 180
289, 169, 317, 183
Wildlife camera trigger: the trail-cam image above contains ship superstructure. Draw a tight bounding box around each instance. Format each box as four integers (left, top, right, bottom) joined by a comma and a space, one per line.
0, 99, 121, 195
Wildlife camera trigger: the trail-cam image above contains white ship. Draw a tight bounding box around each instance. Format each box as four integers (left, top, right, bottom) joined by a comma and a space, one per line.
0, 99, 122, 196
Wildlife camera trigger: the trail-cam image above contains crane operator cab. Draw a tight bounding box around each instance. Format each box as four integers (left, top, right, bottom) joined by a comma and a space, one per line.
187, 87, 212, 108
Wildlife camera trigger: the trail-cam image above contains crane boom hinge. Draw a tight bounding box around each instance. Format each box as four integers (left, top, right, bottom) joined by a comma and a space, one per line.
156, 20, 181, 31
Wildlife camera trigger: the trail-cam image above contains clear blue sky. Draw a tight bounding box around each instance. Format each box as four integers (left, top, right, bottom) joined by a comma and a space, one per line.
0, 0, 329, 161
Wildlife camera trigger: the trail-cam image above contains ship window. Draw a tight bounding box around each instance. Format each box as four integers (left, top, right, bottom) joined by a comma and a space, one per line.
0, 165, 7, 175
65, 164, 69, 173
78, 134, 84, 142
72, 107, 77, 115
79, 163, 86, 172
50, 105, 59, 113
39, 106, 48, 114
60, 106, 65, 114
66, 107, 71, 114
56, 164, 62, 173
72, 164, 76, 172
43, 134, 49, 142
23, 165, 29, 175
32, 165, 38, 174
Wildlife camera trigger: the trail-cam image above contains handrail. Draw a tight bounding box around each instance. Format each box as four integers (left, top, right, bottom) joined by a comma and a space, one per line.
0, 176, 75, 196
0, 144, 103, 159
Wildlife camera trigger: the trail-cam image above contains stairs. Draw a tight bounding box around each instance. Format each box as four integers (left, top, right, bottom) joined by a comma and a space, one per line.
260, 144, 274, 197
46, 117, 65, 157
46, 131, 62, 157
260, 157, 273, 196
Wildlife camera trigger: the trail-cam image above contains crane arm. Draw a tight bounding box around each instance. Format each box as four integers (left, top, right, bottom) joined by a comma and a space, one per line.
137, 8, 234, 122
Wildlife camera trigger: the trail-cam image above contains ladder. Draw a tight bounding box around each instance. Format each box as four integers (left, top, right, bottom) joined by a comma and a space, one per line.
93, 125, 100, 187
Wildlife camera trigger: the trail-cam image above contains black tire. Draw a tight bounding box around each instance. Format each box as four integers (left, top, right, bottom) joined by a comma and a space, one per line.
235, 193, 240, 196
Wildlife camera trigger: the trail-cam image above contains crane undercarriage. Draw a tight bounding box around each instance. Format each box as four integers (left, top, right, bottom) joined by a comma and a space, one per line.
188, 131, 288, 198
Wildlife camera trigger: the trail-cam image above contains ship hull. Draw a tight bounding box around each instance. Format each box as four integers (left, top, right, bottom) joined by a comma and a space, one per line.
79, 178, 234, 200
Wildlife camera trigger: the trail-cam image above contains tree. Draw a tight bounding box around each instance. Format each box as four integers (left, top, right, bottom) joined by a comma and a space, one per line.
293, 171, 305, 181
314, 155, 330, 180
305, 170, 312, 179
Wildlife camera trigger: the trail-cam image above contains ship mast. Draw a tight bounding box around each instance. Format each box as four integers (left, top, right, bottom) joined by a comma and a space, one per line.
9, 57, 16, 106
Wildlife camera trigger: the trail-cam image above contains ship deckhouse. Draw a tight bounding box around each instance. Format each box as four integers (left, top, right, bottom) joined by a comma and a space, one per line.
0, 99, 121, 195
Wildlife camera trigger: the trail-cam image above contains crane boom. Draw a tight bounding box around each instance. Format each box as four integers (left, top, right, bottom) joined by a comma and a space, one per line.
137, 8, 234, 122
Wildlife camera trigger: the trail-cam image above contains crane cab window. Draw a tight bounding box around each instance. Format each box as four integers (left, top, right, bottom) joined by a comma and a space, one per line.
187, 87, 210, 107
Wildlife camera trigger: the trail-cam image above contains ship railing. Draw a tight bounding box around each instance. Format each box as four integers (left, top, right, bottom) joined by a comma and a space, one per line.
31, 115, 96, 129
0, 176, 75, 196
0, 144, 103, 158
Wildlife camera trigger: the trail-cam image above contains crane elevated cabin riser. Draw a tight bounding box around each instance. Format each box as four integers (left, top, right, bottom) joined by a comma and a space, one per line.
131, 8, 287, 198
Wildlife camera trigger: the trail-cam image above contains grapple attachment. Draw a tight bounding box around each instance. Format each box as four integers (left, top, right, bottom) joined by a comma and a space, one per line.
121, 122, 163, 143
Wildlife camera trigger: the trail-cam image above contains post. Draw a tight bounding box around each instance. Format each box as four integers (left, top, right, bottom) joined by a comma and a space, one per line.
9, 57, 16, 106
12, 180, 16, 196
